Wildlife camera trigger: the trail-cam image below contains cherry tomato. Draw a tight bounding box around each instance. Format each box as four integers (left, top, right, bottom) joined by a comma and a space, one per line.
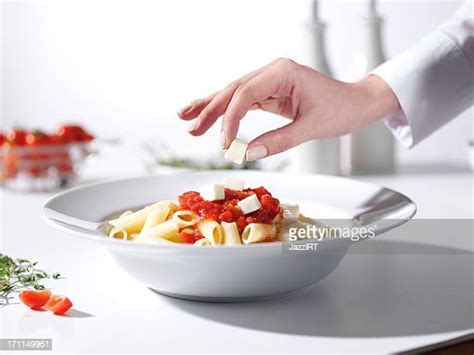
0, 133, 5, 146
2, 148, 18, 179
57, 158, 74, 176
79, 132, 94, 142
19, 290, 52, 309
25, 130, 50, 146
48, 133, 66, 145
44, 295, 73, 315
56, 125, 93, 143
7, 129, 27, 145
55, 125, 82, 142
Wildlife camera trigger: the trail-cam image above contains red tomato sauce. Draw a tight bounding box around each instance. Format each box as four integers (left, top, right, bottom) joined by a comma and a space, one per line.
178, 186, 282, 239
179, 229, 205, 244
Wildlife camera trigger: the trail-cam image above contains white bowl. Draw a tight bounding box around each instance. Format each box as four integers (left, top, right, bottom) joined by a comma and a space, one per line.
42, 171, 416, 302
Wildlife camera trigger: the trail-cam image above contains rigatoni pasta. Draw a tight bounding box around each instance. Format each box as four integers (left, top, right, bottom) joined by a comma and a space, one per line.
139, 219, 179, 241
108, 200, 177, 234
198, 220, 223, 245
142, 207, 170, 231
221, 222, 241, 246
172, 210, 198, 228
241, 223, 276, 244
108, 227, 128, 240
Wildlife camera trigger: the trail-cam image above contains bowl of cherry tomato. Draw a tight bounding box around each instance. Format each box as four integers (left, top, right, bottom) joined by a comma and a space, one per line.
0, 125, 95, 191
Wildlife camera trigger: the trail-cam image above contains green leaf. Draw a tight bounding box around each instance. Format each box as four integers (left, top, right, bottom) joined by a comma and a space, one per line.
0, 254, 63, 299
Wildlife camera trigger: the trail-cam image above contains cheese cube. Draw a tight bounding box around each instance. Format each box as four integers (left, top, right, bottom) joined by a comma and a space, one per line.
199, 184, 225, 201
224, 139, 248, 164
281, 203, 300, 219
237, 194, 261, 215
223, 177, 245, 191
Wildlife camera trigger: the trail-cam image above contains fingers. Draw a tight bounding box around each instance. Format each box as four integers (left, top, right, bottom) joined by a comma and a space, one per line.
251, 96, 295, 118
187, 88, 236, 136
177, 93, 217, 121
187, 64, 275, 137
179, 58, 300, 150
221, 66, 294, 147
246, 121, 307, 160
180, 60, 279, 136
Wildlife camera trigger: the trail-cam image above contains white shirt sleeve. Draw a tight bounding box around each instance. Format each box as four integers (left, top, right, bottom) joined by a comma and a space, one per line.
371, 0, 474, 148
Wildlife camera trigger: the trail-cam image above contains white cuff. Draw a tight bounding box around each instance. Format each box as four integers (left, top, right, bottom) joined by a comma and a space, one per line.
372, 31, 474, 148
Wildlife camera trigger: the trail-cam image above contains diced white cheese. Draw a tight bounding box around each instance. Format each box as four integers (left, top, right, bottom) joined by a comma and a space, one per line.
224, 139, 248, 164
280, 203, 300, 219
223, 177, 245, 191
237, 194, 261, 215
199, 184, 225, 201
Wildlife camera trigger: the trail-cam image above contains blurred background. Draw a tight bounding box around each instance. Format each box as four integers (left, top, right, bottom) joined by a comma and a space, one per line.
1, 0, 472, 186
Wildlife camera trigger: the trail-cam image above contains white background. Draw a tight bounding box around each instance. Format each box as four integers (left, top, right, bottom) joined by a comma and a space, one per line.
1, 0, 472, 171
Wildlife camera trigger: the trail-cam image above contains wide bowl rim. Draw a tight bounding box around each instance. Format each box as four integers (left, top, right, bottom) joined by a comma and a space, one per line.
41, 170, 417, 254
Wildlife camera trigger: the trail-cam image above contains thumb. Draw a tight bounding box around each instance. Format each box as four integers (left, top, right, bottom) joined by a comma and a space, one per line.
245, 121, 308, 161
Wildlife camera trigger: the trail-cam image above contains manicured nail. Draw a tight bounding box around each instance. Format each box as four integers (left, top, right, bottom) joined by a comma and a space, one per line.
246, 145, 267, 161
188, 120, 199, 132
220, 131, 227, 149
179, 103, 193, 115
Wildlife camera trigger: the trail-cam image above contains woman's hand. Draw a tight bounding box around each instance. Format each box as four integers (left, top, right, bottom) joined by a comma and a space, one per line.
177, 58, 400, 161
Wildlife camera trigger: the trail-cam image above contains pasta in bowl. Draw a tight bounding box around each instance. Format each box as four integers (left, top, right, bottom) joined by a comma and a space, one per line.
42, 171, 416, 302
105, 179, 297, 247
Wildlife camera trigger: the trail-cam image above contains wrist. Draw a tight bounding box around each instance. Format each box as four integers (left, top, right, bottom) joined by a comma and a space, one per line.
353, 74, 401, 126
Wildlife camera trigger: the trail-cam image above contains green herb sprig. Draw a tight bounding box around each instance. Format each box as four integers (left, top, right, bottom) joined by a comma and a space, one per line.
0, 254, 61, 306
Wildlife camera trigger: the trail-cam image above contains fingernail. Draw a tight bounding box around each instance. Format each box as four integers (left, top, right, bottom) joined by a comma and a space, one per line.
188, 120, 199, 132
179, 103, 193, 115
220, 131, 227, 149
246, 145, 267, 161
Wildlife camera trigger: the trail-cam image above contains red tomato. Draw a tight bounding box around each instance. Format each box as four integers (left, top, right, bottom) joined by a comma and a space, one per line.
48, 133, 66, 145
236, 216, 247, 233
0, 133, 5, 145
24, 131, 51, 174
79, 132, 94, 142
180, 232, 196, 244
224, 188, 251, 201
178, 186, 282, 230
246, 216, 258, 224
7, 129, 27, 145
253, 186, 271, 197
44, 295, 73, 315
19, 290, 52, 308
25, 131, 50, 146
218, 210, 233, 223
179, 230, 203, 244
225, 203, 243, 220
55, 125, 93, 142
178, 191, 203, 210
2, 148, 18, 179
55, 125, 83, 142
57, 158, 74, 176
